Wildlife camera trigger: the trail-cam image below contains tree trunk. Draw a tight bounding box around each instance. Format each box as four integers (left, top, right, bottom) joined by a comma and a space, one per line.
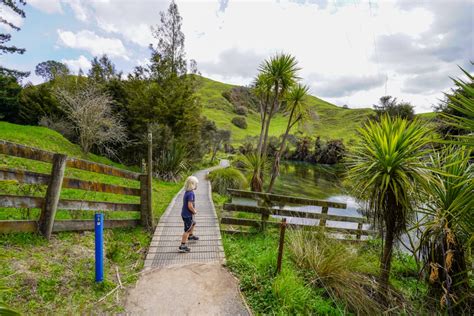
267, 102, 296, 193
261, 84, 279, 159
379, 224, 394, 300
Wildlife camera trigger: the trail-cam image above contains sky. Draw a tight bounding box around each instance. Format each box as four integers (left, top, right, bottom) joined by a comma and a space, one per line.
1, 0, 473, 113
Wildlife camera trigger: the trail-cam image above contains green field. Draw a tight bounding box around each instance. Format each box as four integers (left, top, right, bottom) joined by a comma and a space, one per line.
196, 76, 374, 145
0, 122, 182, 314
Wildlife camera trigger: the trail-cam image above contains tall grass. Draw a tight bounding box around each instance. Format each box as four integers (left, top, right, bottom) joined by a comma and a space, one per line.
287, 228, 385, 314
207, 167, 247, 195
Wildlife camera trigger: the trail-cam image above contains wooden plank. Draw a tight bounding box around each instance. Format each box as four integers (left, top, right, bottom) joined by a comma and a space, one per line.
57, 199, 140, 212
221, 217, 261, 227
53, 219, 140, 232
0, 140, 140, 180
0, 219, 139, 233
221, 217, 376, 236
228, 189, 347, 209
66, 158, 140, 180
0, 168, 140, 196
0, 140, 54, 163
0, 195, 44, 208
223, 203, 368, 223
0, 195, 139, 212
0, 220, 37, 233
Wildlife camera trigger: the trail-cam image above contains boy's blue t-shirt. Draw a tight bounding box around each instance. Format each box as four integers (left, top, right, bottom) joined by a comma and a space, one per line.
181, 190, 195, 218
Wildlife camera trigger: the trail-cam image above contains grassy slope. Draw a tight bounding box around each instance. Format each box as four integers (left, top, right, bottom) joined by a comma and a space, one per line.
0, 122, 182, 314
196, 76, 373, 145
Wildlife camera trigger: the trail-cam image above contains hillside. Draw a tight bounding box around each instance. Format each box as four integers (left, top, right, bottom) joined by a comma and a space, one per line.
195, 76, 374, 145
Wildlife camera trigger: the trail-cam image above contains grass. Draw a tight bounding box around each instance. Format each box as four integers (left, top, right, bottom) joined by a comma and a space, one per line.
0, 122, 183, 313
195, 76, 373, 146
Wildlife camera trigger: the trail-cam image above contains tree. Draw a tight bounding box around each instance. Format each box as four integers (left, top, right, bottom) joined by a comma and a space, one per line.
268, 84, 309, 192
348, 116, 432, 300
150, 0, 186, 78
419, 147, 473, 314
0, 74, 22, 122
373, 96, 415, 120
35, 60, 70, 81
0, 0, 29, 78
210, 129, 231, 163
439, 66, 474, 147
54, 85, 127, 157
88, 55, 121, 83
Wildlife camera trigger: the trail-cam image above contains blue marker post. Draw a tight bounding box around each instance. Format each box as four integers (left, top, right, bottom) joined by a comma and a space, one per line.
95, 213, 104, 283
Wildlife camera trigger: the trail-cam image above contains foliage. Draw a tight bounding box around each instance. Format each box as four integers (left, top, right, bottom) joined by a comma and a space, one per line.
235, 105, 248, 116
0, 0, 29, 78
418, 147, 473, 313
88, 54, 121, 83
54, 84, 127, 157
208, 167, 247, 195
287, 228, 386, 314
35, 60, 70, 81
0, 74, 22, 122
18, 83, 62, 125
348, 115, 432, 297
231, 116, 247, 129
153, 141, 188, 182
222, 233, 342, 315
234, 152, 271, 192
373, 96, 415, 120
439, 66, 474, 147
313, 138, 346, 164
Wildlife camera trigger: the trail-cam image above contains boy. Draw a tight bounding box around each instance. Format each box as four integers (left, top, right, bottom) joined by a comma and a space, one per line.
179, 176, 199, 252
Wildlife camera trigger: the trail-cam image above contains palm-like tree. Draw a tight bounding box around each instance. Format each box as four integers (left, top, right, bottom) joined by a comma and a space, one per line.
235, 152, 270, 192
419, 147, 473, 313
267, 84, 309, 192
348, 115, 432, 297
258, 54, 300, 159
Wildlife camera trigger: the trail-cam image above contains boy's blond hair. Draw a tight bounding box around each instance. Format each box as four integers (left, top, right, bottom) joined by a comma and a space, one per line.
184, 176, 199, 191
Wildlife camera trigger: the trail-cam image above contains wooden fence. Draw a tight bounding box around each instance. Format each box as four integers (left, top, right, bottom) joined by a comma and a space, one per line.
221, 189, 375, 240
0, 140, 154, 238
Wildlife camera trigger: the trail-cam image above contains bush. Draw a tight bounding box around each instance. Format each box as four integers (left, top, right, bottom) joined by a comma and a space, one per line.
235, 106, 248, 116
208, 167, 247, 195
231, 116, 247, 129
153, 142, 188, 182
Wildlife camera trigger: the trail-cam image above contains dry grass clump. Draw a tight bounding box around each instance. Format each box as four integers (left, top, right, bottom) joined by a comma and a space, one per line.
287, 228, 384, 315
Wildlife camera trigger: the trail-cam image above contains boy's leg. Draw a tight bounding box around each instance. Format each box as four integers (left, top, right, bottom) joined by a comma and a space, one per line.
179, 217, 193, 252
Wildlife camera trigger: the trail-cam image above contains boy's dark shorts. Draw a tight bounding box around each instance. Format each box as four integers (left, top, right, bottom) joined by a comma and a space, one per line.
182, 216, 196, 232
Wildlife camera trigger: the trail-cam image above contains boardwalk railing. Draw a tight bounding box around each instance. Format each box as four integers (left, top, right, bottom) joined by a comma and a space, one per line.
221, 189, 375, 240
0, 140, 153, 238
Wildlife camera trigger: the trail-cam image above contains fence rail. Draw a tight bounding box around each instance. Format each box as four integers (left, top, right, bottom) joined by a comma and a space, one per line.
221, 189, 374, 240
0, 141, 152, 237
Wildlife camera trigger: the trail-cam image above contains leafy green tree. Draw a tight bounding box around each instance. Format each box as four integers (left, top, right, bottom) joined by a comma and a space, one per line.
373, 96, 415, 120
419, 147, 473, 314
0, 0, 29, 78
35, 60, 70, 81
0, 74, 22, 122
88, 54, 121, 83
268, 84, 309, 192
18, 83, 61, 124
348, 116, 432, 299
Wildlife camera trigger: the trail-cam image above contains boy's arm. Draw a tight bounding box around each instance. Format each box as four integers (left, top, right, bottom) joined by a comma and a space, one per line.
187, 201, 197, 214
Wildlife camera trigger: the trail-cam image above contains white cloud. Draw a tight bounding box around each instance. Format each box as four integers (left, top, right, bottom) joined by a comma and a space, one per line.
62, 55, 91, 73
28, 0, 62, 14
57, 29, 128, 59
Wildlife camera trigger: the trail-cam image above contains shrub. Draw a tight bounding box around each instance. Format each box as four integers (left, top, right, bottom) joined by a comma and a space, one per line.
287, 228, 386, 314
153, 142, 188, 182
208, 167, 247, 195
235, 106, 248, 116
231, 116, 247, 129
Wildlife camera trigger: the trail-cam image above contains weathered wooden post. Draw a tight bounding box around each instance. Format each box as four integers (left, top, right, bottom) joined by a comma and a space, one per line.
140, 127, 154, 231
276, 217, 287, 274
38, 153, 67, 239
356, 222, 363, 240
319, 206, 329, 227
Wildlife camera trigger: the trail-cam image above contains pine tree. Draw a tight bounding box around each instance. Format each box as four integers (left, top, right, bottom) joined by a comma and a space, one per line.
0, 0, 29, 78
88, 54, 121, 83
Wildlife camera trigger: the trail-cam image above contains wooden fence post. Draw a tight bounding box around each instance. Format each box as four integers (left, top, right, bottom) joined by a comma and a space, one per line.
276, 217, 287, 274
319, 206, 329, 227
140, 174, 153, 232
38, 153, 67, 239
356, 222, 363, 240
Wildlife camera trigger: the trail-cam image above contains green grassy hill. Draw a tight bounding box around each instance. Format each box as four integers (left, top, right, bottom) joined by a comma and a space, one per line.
195, 76, 374, 145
